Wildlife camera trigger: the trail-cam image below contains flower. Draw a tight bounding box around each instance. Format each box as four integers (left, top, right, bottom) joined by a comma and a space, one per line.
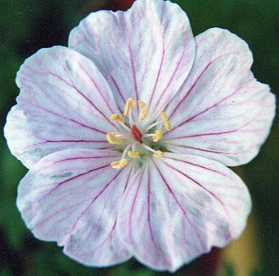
4, 0, 275, 272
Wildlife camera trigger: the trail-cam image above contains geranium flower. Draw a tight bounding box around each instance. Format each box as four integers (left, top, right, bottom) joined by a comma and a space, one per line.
4, 0, 275, 272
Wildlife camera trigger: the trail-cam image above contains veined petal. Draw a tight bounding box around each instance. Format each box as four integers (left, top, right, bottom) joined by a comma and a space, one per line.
165, 28, 276, 166
17, 149, 132, 266
4, 46, 119, 168
117, 153, 251, 272
69, 0, 195, 118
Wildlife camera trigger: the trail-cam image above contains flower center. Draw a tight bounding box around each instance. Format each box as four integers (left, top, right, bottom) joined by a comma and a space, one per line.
106, 98, 172, 169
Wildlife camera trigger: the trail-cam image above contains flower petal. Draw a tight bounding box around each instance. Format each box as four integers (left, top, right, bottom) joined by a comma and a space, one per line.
117, 153, 251, 272
69, 0, 195, 118
17, 149, 132, 266
4, 46, 119, 168
164, 28, 276, 166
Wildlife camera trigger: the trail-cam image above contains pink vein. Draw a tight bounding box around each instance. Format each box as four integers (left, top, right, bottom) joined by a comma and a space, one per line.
147, 36, 165, 107
81, 28, 126, 106
23, 102, 106, 134
64, 168, 126, 244
128, 45, 139, 101
129, 171, 144, 246
49, 72, 113, 125
84, 167, 133, 252
77, 61, 115, 114
162, 161, 231, 234
38, 164, 110, 203
153, 161, 203, 250
165, 156, 227, 177
168, 52, 242, 120
155, 43, 189, 111
168, 61, 213, 119
171, 84, 245, 131
147, 166, 157, 248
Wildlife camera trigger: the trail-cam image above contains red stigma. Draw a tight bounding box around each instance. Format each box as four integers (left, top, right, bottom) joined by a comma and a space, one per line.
131, 125, 142, 142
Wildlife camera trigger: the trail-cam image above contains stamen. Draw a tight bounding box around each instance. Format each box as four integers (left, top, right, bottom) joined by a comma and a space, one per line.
121, 144, 131, 159
107, 99, 169, 166
106, 132, 126, 145
144, 121, 163, 132
117, 121, 131, 132
128, 151, 140, 159
160, 112, 172, 131
138, 101, 148, 120
153, 150, 163, 158
152, 129, 163, 142
110, 159, 129, 169
123, 98, 136, 117
110, 114, 130, 132
142, 144, 164, 158
110, 113, 124, 124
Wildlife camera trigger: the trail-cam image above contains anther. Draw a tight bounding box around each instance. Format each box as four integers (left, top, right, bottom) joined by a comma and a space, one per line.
138, 101, 148, 120
160, 112, 172, 131
106, 132, 126, 145
153, 150, 163, 158
123, 98, 136, 116
110, 113, 124, 124
110, 159, 129, 169
152, 129, 163, 142
128, 151, 140, 159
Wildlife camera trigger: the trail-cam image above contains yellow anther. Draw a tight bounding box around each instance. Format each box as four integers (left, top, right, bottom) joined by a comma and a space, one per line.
138, 101, 148, 120
110, 113, 124, 124
160, 112, 172, 131
123, 98, 136, 116
152, 129, 163, 142
106, 132, 126, 145
128, 151, 140, 159
153, 150, 163, 158
110, 159, 129, 169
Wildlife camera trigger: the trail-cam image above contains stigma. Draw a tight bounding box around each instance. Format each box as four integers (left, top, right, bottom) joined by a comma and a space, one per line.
131, 125, 142, 142
106, 98, 172, 169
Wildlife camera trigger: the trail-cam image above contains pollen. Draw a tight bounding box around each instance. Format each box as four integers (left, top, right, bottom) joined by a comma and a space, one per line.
128, 151, 140, 158
152, 129, 163, 142
106, 132, 126, 145
153, 150, 163, 158
110, 159, 129, 169
138, 101, 148, 120
110, 113, 124, 123
123, 98, 136, 116
160, 112, 172, 131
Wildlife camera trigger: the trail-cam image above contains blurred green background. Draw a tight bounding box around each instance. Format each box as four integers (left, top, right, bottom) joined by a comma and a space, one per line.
0, 0, 278, 275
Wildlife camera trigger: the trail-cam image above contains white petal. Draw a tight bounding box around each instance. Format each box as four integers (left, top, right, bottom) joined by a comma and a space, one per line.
17, 149, 132, 266
4, 46, 119, 168
117, 153, 251, 272
69, 0, 195, 118
165, 28, 276, 166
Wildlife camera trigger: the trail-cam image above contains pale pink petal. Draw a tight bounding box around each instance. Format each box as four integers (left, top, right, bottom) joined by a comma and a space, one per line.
69, 0, 195, 118
4, 46, 119, 168
117, 153, 251, 272
164, 28, 276, 166
17, 149, 132, 266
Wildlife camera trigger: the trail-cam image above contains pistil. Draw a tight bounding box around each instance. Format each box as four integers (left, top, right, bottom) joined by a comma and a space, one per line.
131, 125, 143, 142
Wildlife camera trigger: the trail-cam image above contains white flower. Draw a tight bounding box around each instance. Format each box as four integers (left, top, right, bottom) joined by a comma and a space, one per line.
4, 0, 275, 272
